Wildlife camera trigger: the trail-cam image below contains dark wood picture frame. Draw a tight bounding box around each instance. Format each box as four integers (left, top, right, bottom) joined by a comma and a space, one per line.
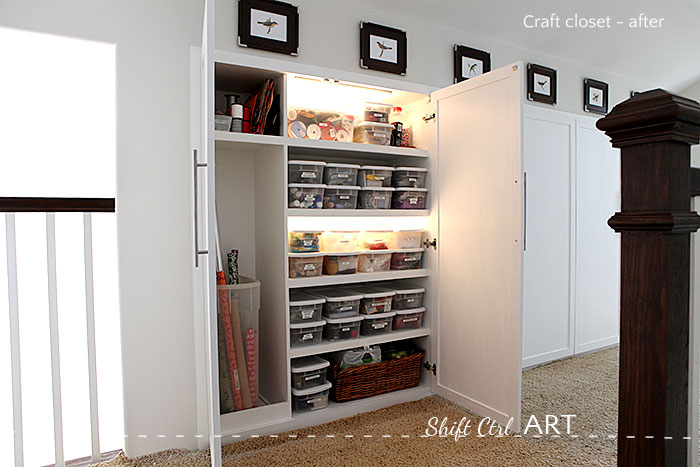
453, 45, 491, 83
360, 22, 407, 76
583, 78, 609, 114
527, 63, 557, 105
238, 0, 299, 56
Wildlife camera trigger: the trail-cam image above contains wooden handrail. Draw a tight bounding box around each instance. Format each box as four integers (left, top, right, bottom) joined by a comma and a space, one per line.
691, 168, 700, 197
0, 197, 115, 213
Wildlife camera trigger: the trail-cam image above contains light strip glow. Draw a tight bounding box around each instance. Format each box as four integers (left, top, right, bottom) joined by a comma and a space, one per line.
287, 216, 429, 232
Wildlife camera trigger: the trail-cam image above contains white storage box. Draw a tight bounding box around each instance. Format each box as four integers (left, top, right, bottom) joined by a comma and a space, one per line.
358, 165, 394, 187
291, 356, 330, 390
357, 250, 393, 273
361, 230, 394, 250
323, 253, 360, 275
390, 249, 424, 270
362, 102, 393, 123
290, 320, 325, 347
392, 188, 428, 210
360, 312, 395, 336
288, 252, 324, 278
347, 285, 396, 315
323, 163, 360, 186
311, 288, 363, 318
391, 230, 424, 249
393, 308, 425, 330
322, 230, 360, 252
291, 381, 331, 412
323, 186, 359, 209
323, 316, 362, 341
289, 290, 325, 324
392, 167, 428, 188
390, 285, 425, 310
358, 187, 394, 209
354, 121, 393, 146
288, 160, 326, 184
288, 230, 323, 253
288, 184, 326, 209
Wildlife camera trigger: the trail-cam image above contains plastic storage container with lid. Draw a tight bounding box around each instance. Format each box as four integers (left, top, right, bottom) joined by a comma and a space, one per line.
290, 320, 325, 347
288, 252, 324, 278
361, 230, 394, 250
392, 188, 428, 210
358, 165, 394, 187
288, 184, 326, 209
289, 290, 324, 324
291, 356, 330, 390
363, 102, 393, 123
215, 115, 232, 131
323, 186, 359, 209
288, 160, 326, 184
354, 122, 394, 146
323, 252, 359, 275
321, 231, 359, 252
391, 230, 424, 249
323, 163, 360, 186
291, 381, 332, 413
360, 312, 395, 336
312, 288, 363, 318
390, 284, 425, 310
358, 187, 394, 209
348, 285, 396, 315
288, 230, 323, 253
323, 316, 362, 341
392, 308, 425, 330
357, 250, 393, 273
390, 249, 424, 270
392, 167, 428, 188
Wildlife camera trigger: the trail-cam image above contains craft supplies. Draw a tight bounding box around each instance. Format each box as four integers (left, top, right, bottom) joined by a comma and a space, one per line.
323, 163, 360, 186
228, 249, 239, 285
291, 356, 330, 390
288, 184, 325, 209
287, 107, 354, 142
244, 79, 275, 134
357, 250, 393, 273
361, 230, 394, 250
323, 186, 359, 209
392, 188, 428, 209
321, 231, 360, 252
288, 252, 324, 278
390, 106, 404, 147
311, 288, 363, 319
391, 230, 424, 249
348, 285, 395, 315
361, 312, 395, 336
392, 167, 428, 188
323, 316, 362, 341
215, 114, 233, 131
323, 253, 360, 275
390, 249, 424, 270
289, 291, 325, 324
291, 381, 331, 412
390, 285, 425, 310
353, 122, 393, 146
358, 187, 394, 209
288, 231, 323, 253
331, 345, 381, 369
288, 160, 326, 184
290, 321, 325, 347
357, 166, 394, 187
363, 103, 392, 123
393, 308, 425, 330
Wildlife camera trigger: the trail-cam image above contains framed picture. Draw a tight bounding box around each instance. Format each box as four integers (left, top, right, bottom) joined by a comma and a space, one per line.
360, 22, 407, 75
453, 45, 491, 83
583, 78, 609, 114
238, 0, 299, 55
527, 63, 557, 105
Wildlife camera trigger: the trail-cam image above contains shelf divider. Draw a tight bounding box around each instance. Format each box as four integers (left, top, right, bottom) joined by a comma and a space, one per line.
287, 269, 429, 288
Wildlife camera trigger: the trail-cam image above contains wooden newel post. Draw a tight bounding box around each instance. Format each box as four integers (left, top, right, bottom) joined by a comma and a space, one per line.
597, 90, 700, 466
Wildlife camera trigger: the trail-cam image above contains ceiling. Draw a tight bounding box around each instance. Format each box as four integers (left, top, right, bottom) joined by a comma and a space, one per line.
392, 0, 700, 92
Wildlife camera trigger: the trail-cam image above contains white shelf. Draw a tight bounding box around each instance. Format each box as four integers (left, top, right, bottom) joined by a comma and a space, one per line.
287, 269, 429, 288
287, 209, 429, 217
214, 131, 285, 150
289, 328, 430, 358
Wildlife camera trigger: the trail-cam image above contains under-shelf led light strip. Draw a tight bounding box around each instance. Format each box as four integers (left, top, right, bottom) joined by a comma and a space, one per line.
287, 216, 428, 232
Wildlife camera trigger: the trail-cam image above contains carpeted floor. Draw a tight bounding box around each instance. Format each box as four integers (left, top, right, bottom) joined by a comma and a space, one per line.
97, 347, 619, 466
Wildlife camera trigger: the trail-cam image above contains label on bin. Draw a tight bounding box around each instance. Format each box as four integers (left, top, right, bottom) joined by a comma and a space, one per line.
302, 333, 314, 341
307, 397, 323, 404
337, 173, 349, 178
303, 264, 317, 271
372, 322, 387, 329
367, 175, 386, 181
339, 195, 350, 200
301, 309, 315, 319
303, 194, 315, 201
301, 172, 317, 178
302, 239, 314, 246
304, 374, 320, 381
338, 305, 352, 311
406, 298, 416, 303
409, 197, 419, 204
403, 317, 419, 323
341, 327, 350, 332
409, 177, 417, 183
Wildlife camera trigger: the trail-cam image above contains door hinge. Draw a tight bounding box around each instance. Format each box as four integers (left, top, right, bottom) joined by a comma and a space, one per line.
423, 238, 437, 250
422, 112, 436, 122
423, 361, 436, 375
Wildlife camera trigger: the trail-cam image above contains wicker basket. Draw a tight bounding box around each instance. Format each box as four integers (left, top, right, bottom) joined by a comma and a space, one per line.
330, 351, 424, 402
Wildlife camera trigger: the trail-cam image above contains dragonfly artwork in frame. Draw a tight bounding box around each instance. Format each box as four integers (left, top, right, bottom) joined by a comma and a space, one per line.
527, 63, 557, 105
360, 22, 407, 75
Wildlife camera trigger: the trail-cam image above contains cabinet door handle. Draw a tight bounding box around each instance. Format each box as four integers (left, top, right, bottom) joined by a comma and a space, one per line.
523, 171, 527, 252
193, 149, 208, 267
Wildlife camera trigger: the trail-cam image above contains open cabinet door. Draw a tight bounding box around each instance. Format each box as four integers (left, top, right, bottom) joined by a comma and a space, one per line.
431, 63, 523, 429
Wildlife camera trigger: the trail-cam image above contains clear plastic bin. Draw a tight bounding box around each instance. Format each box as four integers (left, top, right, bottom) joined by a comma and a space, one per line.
289, 252, 324, 278
393, 308, 425, 330
392, 188, 428, 210
363, 102, 392, 123
290, 321, 325, 347
288, 160, 326, 184
360, 312, 395, 336
358, 165, 394, 187
391, 230, 424, 249
289, 290, 325, 324
323, 316, 362, 341
288, 184, 326, 209
287, 107, 354, 142
217, 276, 260, 413
311, 288, 363, 318
361, 230, 394, 250
322, 231, 360, 252
291, 381, 331, 412
357, 250, 393, 273
323, 253, 359, 275
392, 167, 428, 188
215, 115, 232, 131
347, 285, 395, 315
391, 285, 425, 310
390, 249, 424, 270
354, 122, 393, 146
324, 163, 360, 186
358, 187, 394, 209
288, 230, 323, 253
291, 356, 330, 390
323, 186, 359, 209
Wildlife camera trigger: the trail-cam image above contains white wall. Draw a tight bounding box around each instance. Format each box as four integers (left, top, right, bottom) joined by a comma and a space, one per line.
683, 80, 700, 166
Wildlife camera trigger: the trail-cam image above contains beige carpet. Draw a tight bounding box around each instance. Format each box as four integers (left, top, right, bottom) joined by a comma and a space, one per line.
97, 348, 619, 466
